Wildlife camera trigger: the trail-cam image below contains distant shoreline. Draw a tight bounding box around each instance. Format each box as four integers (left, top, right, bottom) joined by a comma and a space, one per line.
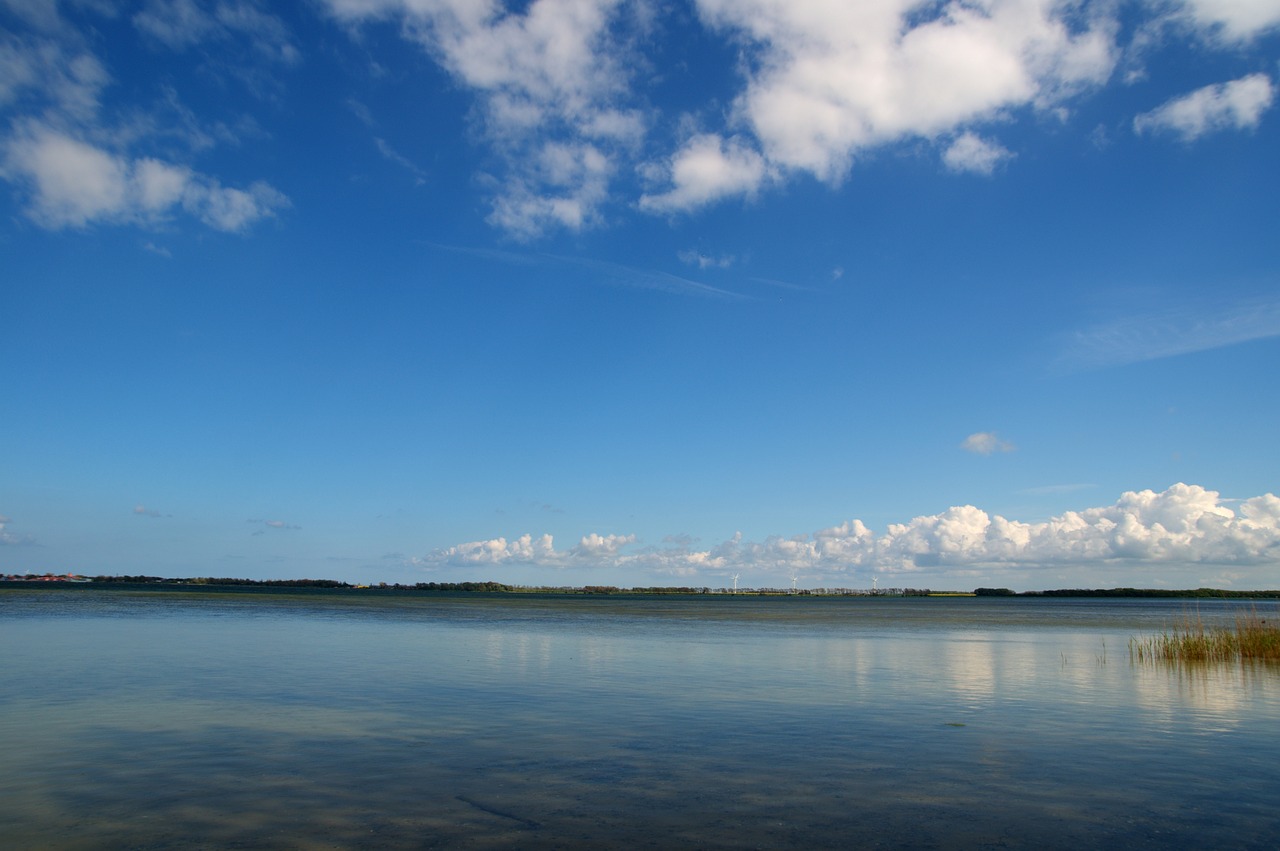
2, 577, 1279, 599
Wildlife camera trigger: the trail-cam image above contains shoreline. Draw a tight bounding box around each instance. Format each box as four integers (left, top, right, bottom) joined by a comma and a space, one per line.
3, 578, 1279, 599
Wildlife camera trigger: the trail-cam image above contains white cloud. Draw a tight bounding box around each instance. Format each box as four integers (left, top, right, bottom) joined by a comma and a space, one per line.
324, 0, 646, 238
1, 123, 287, 230
414, 485, 1280, 584
133, 504, 164, 518
486, 140, 613, 236
572, 532, 636, 557
322, 1, 1276, 230
1134, 73, 1275, 140
3, 125, 128, 226
195, 180, 289, 231
0, 35, 109, 121
0, 0, 65, 32
943, 131, 1013, 174
423, 533, 564, 566
639, 133, 768, 213
0, 29, 288, 233
638, 0, 1118, 210
1176, 0, 1280, 42
961, 431, 1016, 455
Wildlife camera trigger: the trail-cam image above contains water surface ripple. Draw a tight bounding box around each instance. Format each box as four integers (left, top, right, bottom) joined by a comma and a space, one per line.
2, 589, 1276, 848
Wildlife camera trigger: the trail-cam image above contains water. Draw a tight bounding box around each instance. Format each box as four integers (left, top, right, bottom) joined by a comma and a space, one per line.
2, 588, 1277, 848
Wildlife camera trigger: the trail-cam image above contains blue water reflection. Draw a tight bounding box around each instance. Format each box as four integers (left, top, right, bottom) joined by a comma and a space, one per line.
2, 589, 1277, 848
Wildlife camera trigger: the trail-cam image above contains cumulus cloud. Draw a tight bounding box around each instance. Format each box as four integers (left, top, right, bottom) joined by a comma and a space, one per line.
321, 0, 1273, 230
0, 25, 289, 233
639, 133, 768, 212
1175, 0, 1280, 42
133, 504, 165, 518
961, 431, 1016, 455
3, 124, 284, 229
943, 131, 1013, 174
1, 123, 289, 230
1134, 73, 1275, 140
421, 533, 563, 566
572, 532, 636, 557
413, 485, 1280, 583
325, 0, 646, 238
641, 0, 1117, 211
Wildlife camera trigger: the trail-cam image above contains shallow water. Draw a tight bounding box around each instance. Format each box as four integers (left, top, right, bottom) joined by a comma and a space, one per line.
2, 589, 1277, 848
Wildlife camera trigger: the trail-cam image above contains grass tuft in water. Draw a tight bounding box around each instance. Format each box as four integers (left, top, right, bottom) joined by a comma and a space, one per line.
1129, 609, 1280, 664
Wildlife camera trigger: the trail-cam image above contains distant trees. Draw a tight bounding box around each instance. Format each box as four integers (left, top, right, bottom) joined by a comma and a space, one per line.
185, 577, 351, 588
88, 576, 351, 588
92, 575, 169, 583
1033, 587, 1280, 598
976, 587, 1280, 598
57, 577, 1280, 598
412, 581, 514, 592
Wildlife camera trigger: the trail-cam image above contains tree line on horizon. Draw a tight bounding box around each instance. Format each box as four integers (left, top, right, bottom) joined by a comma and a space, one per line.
0, 575, 1262, 597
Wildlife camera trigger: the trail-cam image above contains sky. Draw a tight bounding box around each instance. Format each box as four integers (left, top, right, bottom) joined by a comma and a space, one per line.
2, 0, 1279, 591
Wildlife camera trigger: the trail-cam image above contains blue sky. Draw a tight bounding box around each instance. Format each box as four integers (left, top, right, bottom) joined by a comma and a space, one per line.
2, 0, 1279, 590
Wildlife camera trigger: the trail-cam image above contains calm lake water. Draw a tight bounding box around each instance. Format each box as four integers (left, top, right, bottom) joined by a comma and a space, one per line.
2, 588, 1278, 849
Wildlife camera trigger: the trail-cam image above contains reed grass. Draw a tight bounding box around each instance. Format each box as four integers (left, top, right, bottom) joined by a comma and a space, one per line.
1129, 609, 1280, 664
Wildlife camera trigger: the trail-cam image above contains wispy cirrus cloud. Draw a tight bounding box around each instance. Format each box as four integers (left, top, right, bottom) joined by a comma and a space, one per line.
1058, 295, 1280, 371
373, 137, 428, 185
550, 253, 746, 300
426, 243, 745, 300
133, 0, 300, 65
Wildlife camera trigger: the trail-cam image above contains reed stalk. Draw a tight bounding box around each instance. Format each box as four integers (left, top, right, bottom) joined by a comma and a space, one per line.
1128, 609, 1280, 664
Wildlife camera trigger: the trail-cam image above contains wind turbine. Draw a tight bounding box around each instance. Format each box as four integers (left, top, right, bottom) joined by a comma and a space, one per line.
790, 575, 798, 594
732, 574, 740, 593
872, 576, 878, 594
